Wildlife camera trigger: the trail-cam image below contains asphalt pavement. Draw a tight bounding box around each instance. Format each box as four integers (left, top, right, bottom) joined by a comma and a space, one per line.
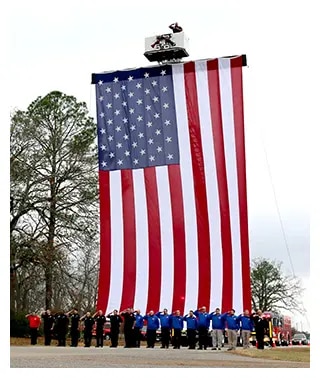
9, 345, 310, 368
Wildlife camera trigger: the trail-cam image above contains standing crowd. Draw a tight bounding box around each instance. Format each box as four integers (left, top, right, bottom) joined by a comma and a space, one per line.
25, 306, 269, 350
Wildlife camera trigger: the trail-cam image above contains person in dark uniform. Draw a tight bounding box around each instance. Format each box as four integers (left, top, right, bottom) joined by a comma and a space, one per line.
41, 309, 55, 346
107, 309, 123, 348
80, 311, 95, 347
66, 308, 80, 347
93, 309, 106, 348
54, 310, 69, 346
120, 308, 135, 348
251, 309, 268, 349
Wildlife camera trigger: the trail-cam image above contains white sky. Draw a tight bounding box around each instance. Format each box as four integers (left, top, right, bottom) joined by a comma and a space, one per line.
2, 0, 319, 363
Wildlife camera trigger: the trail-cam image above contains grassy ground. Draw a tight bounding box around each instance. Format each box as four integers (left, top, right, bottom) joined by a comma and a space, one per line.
232, 347, 310, 363
10, 338, 310, 363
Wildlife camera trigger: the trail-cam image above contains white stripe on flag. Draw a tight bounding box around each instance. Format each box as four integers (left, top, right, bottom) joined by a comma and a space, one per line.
195, 60, 223, 311
218, 58, 243, 313
108, 170, 123, 312
156, 166, 174, 312
172, 64, 199, 315
133, 168, 149, 313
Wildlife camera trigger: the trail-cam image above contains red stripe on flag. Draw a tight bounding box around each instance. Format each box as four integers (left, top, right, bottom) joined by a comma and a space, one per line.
231, 57, 252, 311
144, 167, 162, 312
119, 169, 136, 311
184, 62, 211, 310
207, 59, 233, 312
96, 171, 111, 313
168, 165, 186, 313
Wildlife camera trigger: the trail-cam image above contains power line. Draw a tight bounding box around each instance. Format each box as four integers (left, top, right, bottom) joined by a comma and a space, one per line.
259, 127, 310, 329
259, 130, 296, 276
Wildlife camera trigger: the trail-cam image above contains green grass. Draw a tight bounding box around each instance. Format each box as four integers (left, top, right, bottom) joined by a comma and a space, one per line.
232, 347, 310, 363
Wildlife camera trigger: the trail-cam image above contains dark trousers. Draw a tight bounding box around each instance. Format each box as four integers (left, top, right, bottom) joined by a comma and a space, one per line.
124, 328, 134, 347
172, 328, 181, 348
57, 330, 66, 346
44, 329, 52, 346
187, 329, 196, 349
133, 327, 142, 347
84, 331, 92, 347
70, 329, 79, 347
96, 329, 104, 347
161, 327, 170, 348
30, 328, 38, 345
147, 329, 157, 347
110, 331, 119, 347
198, 326, 208, 349
256, 332, 265, 349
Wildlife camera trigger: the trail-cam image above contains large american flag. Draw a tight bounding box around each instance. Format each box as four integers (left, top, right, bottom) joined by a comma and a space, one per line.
92, 55, 251, 316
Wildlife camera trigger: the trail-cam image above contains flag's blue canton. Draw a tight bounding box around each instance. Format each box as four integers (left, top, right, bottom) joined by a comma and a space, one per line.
93, 66, 180, 171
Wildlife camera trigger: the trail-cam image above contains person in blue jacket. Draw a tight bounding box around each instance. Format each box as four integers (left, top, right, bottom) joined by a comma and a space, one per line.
170, 310, 184, 349
209, 307, 225, 350
156, 308, 171, 349
221, 309, 239, 350
236, 309, 254, 349
183, 310, 198, 349
194, 306, 210, 350
143, 310, 160, 348
133, 309, 144, 348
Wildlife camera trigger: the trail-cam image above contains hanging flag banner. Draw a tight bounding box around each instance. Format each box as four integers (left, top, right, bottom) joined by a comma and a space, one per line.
91, 54, 251, 316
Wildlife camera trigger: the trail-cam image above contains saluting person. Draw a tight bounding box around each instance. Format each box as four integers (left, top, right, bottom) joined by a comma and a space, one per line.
251, 309, 268, 350
93, 310, 106, 348
237, 309, 254, 349
143, 310, 160, 348
221, 309, 239, 351
41, 309, 55, 346
194, 306, 210, 350
107, 309, 122, 348
54, 310, 69, 347
209, 307, 225, 350
155, 308, 171, 349
66, 308, 80, 347
120, 308, 136, 348
170, 310, 184, 349
80, 312, 95, 347
183, 310, 198, 349
133, 309, 144, 348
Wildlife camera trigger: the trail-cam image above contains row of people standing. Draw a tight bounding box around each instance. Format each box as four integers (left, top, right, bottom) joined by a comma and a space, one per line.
112, 306, 267, 350
26, 308, 108, 347
26, 306, 268, 350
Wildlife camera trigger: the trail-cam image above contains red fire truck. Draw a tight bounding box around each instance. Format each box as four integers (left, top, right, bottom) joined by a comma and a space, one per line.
250, 311, 292, 347
262, 311, 292, 346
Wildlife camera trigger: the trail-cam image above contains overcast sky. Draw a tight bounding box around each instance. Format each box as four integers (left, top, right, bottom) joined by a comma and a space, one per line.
3, 0, 318, 337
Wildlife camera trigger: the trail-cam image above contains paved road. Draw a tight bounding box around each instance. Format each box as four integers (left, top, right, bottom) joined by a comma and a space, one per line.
10, 346, 310, 368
